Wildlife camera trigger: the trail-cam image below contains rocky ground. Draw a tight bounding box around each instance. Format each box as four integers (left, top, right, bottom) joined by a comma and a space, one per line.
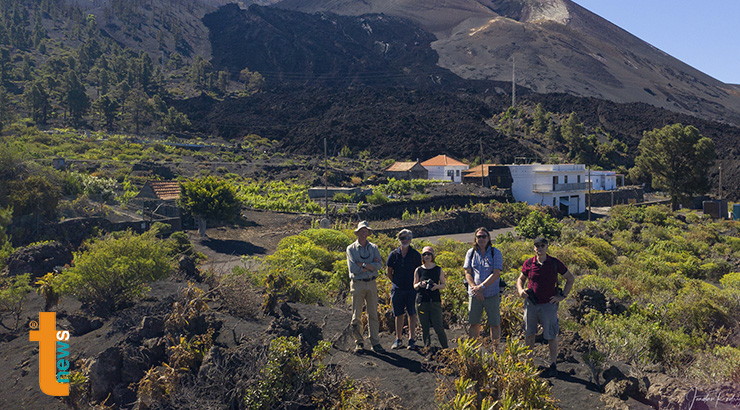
2, 210, 739, 409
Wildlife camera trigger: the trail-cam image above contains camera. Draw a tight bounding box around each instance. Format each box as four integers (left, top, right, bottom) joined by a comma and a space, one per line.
525, 288, 539, 304
425, 279, 435, 290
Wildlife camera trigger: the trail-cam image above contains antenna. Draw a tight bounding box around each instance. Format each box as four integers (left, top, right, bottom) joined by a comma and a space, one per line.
511, 57, 516, 108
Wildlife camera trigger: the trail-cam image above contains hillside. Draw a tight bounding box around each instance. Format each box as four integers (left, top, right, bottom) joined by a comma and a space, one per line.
275, 0, 740, 126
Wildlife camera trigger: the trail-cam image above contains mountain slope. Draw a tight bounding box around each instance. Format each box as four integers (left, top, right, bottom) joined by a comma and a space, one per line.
274, 0, 740, 125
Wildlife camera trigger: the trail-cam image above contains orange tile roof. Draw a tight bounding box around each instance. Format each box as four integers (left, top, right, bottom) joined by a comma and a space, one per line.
463, 164, 497, 177
421, 155, 467, 167
148, 181, 180, 200
385, 161, 419, 172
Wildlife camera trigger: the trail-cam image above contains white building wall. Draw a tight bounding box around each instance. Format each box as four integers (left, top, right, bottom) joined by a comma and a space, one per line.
587, 171, 618, 190
507, 164, 586, 214
425, 165, 468, 183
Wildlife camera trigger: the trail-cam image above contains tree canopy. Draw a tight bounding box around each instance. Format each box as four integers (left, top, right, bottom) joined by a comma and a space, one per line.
179, 176, 241, 222
633, 123, 715, 209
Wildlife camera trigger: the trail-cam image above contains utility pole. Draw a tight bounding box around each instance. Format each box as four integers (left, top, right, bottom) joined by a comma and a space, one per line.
719, 164, 723, 199
324, 137, 328, 218
588, 167, 591, 221
480, 135, 484, 187
511, 57, 516, 108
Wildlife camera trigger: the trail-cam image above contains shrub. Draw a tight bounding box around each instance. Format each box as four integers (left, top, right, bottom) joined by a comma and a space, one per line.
298, 229, 352, 252
332, 192, 355, 203
244, 337, 332, 409
515, 210, 562, 240
573, 274, 631, 301
662, 281, 733, 336
688, 345, 740, 386
366, 191, 388, 204
0, 274, 32, 331
720, 272, 740, 289
584, 310, 694, 371
573, 236, 617, 265
58, 230, 173, 313
437, 337, 557, 410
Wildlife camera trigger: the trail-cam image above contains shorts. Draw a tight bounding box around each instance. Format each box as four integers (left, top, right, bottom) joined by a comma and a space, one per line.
523, 299, 559, 340
468, 294, 501, 326
391, 288, 417, 317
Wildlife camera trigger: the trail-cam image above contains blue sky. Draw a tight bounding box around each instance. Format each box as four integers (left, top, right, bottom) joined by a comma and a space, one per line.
571, 0, 740, 84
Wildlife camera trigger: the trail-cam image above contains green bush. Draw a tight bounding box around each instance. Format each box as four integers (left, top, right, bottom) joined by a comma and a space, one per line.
244, 337, 332, 409
688, 345, 740, 386
59, 230, 173, 312
585, 309, 694, 371
515, 210, 562, 240
573, 236, 617, 265
662, 281, 732, 336
332, 192, 355, 203
298, 229, 352, 252
720, 272, 740, 289
0, 274, 32, 331
366, 191, 388, 204
573, 275, 631, 301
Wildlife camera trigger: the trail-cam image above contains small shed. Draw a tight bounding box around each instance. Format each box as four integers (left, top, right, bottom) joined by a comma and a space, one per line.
384, 161, 428, 180
132, 181, 181, 218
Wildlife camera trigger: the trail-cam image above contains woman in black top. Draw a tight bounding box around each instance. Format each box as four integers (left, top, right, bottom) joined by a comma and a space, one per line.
413, 246, 448, 349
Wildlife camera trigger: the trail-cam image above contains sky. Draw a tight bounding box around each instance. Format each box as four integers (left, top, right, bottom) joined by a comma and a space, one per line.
571, 0, 740, 84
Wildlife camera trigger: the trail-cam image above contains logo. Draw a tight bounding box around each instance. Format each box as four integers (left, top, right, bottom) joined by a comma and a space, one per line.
29, 312, 70, 396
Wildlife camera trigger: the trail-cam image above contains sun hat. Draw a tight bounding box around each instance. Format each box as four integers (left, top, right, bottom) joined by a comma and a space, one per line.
354, 220, 373, 233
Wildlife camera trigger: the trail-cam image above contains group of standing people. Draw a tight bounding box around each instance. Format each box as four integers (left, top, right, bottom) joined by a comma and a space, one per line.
347, 221, 574, 376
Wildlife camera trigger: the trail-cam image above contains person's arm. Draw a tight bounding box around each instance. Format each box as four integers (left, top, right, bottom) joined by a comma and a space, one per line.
433, 268, 446, 291
368, 245, 382, 272
479, 268, 501, 289
347, 246, 362, 278
413, 267, 422, 290
387, 266, 394, 281
550, 269, 575, 303
516, 272, 528, 298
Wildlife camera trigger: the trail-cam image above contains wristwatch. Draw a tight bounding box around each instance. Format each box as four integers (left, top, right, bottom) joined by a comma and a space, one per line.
362, 262, 366, 268
481, 283, 486, 289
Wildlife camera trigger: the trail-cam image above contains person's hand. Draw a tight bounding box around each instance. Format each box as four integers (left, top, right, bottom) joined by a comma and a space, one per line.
519, 289, 528, 299
549, 295, 565, 304
373, 257, 380, 263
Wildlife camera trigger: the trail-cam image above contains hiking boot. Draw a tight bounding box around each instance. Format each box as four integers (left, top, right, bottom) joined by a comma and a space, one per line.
371, 344, 385, 353
354, 343, 364, 354
407, 338, 416, 350
543, 363, 557, 378
391, 339, 403, 350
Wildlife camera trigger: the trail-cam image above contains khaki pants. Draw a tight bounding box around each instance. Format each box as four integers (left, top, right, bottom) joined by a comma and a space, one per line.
350, 279, 380, 346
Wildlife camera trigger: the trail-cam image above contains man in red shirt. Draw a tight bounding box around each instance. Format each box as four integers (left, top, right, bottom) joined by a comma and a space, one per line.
516, 236, 574, 377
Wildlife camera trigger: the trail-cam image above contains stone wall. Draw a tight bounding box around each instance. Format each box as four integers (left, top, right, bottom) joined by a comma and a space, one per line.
586, 187, 644, 207
359, 193, 511, 221
372, 210, 508, 238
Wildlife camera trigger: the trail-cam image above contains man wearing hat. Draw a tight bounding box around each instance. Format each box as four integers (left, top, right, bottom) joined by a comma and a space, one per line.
516, 236, 574, 377
386, 229, 422, 349
347, 221, 383, 353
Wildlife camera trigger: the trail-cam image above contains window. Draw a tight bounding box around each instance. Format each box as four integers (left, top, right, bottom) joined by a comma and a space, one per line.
447, 170, 455, 177
553, 176, 559, 185
456, 170, 460, 176
577, 175, 581, 183
564, 175, 568, 184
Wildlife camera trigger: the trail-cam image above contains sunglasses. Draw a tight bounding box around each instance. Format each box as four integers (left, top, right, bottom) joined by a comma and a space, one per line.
535, 244, 547, 248
476, 235, 488, 239
422, 252, 433, 256
399, 236, 411, 241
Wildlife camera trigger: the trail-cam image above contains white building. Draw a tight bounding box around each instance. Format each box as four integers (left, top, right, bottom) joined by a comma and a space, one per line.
507, 164, 588, 215
421, 155, 469, 183
586, 170, 620, 191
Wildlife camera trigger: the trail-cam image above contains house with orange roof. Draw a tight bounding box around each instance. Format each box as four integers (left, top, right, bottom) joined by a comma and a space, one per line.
384, 160, 428, 180
421, 155, 468, 183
